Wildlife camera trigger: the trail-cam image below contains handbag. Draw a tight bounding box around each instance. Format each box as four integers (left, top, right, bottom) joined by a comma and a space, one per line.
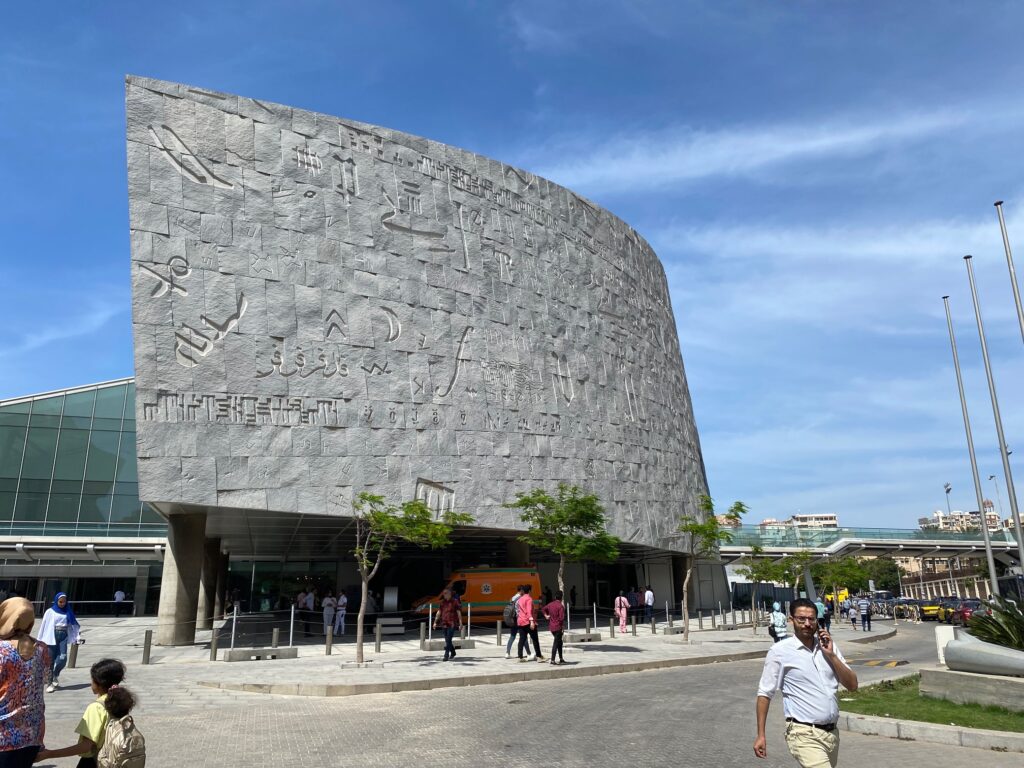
768, 623, 778, 640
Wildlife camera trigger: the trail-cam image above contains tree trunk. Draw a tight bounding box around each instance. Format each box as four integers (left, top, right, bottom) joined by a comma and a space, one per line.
752, 585, 759, 635
682, 565, 693, 641
557, 554, 565, 597
356, 575, 368, 664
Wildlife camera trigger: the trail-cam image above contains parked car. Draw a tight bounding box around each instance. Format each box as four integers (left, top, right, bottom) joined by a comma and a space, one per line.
920, 599, 942, 621
952, 599, 985, 625
936, 598, 960, 623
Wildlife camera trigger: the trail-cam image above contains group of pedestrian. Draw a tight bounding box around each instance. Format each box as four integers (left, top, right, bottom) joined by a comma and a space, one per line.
619, 586, 656, 624
0, 596, 145, 767
498, 585, 567, 665
295, 588, 351, 638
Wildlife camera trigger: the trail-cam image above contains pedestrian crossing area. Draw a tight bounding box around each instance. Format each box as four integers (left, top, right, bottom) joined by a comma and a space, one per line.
846, 658, 908, 668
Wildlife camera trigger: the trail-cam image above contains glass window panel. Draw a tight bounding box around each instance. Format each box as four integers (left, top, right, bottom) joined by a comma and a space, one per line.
84, 431, 119, 481
123, 383, 136, 426
114, 436, 138, 483
62, 390, 95, 429
91, 418, 122, 432
78, 494, 112, 525
93, 386, 127, 420
51, 479, 83, 495
0, 402, 30, 428
113, 481, 138, 496
21, 427, 59, 480
109, 496, 141, 527
45, 493, 80, 523
0, 478, 16, 493
14, 491, 47, 521
16, 478, 49, 494
0, 425, 27, 478
140, 504, 163, 523
28, 395, 63, 428
53, 429, 89, 481
82, 480, 114, 496
0, 491, 14, 519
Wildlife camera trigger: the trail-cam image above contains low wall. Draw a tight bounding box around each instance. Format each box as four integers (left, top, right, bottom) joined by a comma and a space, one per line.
920, 666, 1024, 713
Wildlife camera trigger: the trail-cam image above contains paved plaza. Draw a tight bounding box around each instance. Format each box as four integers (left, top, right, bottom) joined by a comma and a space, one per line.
30, 617, 1022, 767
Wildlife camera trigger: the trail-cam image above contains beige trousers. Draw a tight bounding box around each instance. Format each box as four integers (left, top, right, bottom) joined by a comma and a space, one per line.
784, 721, 839, 768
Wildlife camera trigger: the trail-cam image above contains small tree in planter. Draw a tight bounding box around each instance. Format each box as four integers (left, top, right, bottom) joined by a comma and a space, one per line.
677, 495, 747, 640
735, 546, 785, 635
351, 492, 472, 663
505, 484, 620, 595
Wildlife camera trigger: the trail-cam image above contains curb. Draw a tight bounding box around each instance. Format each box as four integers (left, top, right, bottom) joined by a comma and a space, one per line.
197, 628, 897, 699
839, 712, 1024, 753
848, 628, 897, 645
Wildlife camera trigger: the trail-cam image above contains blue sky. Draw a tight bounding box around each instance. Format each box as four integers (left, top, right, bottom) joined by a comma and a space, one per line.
2, 1, 1024, 529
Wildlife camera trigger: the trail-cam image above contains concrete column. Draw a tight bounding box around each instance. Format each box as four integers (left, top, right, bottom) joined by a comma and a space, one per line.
506, 539, 530, 567
133, 565, 149, 616
213, 552, 228, 621
156, 512, 207, 645
195, 538, 221, 630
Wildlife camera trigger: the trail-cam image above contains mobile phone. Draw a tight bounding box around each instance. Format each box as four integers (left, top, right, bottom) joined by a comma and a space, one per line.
818, 629, 831, 650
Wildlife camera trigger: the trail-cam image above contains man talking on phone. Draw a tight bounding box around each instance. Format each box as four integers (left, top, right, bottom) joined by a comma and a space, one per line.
753, 597, 858, 767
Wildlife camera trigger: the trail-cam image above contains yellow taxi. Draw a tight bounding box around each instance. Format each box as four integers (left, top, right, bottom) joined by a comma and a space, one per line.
920, 599, 942, 621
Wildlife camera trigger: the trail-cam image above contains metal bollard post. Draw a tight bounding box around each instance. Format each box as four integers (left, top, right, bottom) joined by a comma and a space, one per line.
732, 606, 737, 627
650, 618, 656, 634
428, 604, 433, 640
699, 611, 704, 630
289, 604, 295, 647
142, 629, 152, 665
593, 602, 597, 629
665, 601, 670, 625
230, 605, 238, 650
719, 601, 725, 626
209, 629, 218, 662
467, 603, 472, 639
460, 623, 466, 639
496, 620, 502, 646
631, 615, 637, 636
68, 642, 79, 669
375, 620, 382, 653
586, 617, 592, 634
609, 618, 615, 637
271, 627, 280, 648
711, 610, 717, 629
419, 622, 426, 646
567, 604, 572, 632
326, 626, 333, 656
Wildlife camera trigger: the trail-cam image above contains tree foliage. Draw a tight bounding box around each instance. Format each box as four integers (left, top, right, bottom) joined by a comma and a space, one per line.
734, 546, 786, 634
811, 556, 869, 599
350, 492, 473, 663
505, 483, 620, 594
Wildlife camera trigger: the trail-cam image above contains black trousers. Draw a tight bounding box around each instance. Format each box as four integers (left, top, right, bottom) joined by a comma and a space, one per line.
0, 746, 40, 768
518, 626, 543, 658
550, 629, 564, 661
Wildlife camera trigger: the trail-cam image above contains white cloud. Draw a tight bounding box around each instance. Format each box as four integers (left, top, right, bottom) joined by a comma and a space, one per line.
0, 300, 125, 359
529, 110, 972, 194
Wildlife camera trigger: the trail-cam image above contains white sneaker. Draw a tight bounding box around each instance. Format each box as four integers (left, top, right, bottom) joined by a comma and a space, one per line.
527, 654, 536, 661
46, 684, 56, 693
52, 678, 60, 689
505, 651, 511, 659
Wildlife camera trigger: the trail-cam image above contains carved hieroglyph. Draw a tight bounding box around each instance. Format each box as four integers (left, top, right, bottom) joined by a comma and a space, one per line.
127, 76, 709, 549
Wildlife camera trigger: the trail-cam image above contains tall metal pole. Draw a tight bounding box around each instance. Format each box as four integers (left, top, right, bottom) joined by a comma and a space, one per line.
963, 256, 1024, 570
942, 295, 1000, 596
994, 201, 1024, 345
944, 483, 953, 517
989, 474, 1005, 518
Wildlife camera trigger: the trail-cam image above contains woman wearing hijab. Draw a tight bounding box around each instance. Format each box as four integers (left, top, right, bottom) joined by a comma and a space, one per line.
0, 597, 50, 767
36, 592, 81, 692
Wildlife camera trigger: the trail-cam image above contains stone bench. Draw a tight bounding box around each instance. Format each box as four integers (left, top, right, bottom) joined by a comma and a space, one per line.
223, 647, 299, 662
663, 625, 687, 635
420, 638, 477, 651
564, 631, 601, 643
375, 617, 406, 636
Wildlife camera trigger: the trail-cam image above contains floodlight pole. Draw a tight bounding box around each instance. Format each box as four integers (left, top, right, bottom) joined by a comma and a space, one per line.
942, 295, 999, 597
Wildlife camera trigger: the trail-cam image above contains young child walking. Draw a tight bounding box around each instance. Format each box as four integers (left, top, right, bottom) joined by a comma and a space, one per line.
37, 658, 138, 767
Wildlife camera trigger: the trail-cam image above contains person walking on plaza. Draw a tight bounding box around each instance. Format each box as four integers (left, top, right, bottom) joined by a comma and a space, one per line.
321, 590, 337, 636
516, 584, 543, 661
768, 602, 789, 643
302, 588, 316, 638
504, 585, 524, 659
37, 592, 81, 692
614, 590, 629, 635
333, 589, 348, 636
36, 657, 130, 767
644, 585, 655, 623
753, 598, 858, 767
542, 590, 566, 665
112, 589, 126, 618
433, 588, 462, 661
847, 601, 858, 631
0, 598, 49, 767
857, 595, 871, 632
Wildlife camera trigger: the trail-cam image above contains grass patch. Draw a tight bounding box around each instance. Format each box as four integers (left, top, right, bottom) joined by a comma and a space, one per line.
840, 674, 1024, 733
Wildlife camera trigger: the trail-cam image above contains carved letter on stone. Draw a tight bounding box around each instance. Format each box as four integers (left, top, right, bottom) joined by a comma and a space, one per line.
174, 293, 248, 368
435, 326, 474, 398
415, 478, 455, 518
551, 352, 575, 405
138, 255, 190, 298
149, 125, 234, 189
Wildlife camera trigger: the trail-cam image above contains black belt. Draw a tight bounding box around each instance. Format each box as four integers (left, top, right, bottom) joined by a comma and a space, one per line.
786, 718, 836, 732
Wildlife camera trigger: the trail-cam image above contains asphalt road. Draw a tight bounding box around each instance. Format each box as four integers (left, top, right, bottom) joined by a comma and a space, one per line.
35, 619, 1019, 768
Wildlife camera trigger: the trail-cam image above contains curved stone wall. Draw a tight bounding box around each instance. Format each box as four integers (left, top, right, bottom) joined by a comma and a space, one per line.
127, 76, 707, 550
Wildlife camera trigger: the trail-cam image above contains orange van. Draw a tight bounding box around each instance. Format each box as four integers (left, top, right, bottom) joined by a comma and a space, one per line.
413, 567, 542, 621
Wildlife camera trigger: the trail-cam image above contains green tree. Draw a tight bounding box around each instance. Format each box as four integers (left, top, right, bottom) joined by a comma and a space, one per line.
812, 556, 868, 604
351, 492, 473, 663
735, 546, 786, 634
862, 556, 901, 593
505, 484, 620, 595
778, 548, 815, 598
677, 495, 748, 640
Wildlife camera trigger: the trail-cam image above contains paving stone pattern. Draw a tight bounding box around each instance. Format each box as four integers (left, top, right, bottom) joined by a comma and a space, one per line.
126, 76, 707, 547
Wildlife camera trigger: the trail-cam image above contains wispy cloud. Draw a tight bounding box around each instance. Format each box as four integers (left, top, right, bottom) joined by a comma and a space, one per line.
529, 109, 973, 194
0, 300, 125, 359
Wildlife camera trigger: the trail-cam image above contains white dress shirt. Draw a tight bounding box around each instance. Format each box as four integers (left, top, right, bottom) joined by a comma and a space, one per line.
644, 590, 654, 606
756, 635, 847, 724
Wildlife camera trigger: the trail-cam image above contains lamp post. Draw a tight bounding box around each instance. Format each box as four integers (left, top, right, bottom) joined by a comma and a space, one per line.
943, 483, 953, 518
989, 474, 1005, 519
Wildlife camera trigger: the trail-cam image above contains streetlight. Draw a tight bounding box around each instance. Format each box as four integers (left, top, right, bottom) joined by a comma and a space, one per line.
989, 474, 1005, 519
943, 483, 953, 517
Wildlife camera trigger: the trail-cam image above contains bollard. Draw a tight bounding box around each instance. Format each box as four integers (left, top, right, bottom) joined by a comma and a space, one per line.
650, 618, 656, 634
467, 603, 472, 639
732, 606, 737, 627
142, 629, 152, 665
428, 604, 433, 640
631, 615, 637, 636
586, 617, 592, 634
665, 601, 670, 625
711, 610, 717, 629
460, 623, 466, 639
289, 604, 295, 648
567, 604, 572, 632
420, 622, 427, 645
593, 602, 598, 629
326, 626, 333, 656
719, 602, 725, 626
668, 612, 674, 629
375, 620, 382, 653
609, 618, 615, 638
496, 620, 502, 646
209, 629, 218, 662
698, 611, 704, 630
68, 642, 79, 669
230, 605, 238, 650
271, 627, 280, 648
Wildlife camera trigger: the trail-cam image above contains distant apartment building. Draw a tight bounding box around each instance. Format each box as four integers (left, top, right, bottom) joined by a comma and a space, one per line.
918, 508, 1001, 532
756, 513, 839, 530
